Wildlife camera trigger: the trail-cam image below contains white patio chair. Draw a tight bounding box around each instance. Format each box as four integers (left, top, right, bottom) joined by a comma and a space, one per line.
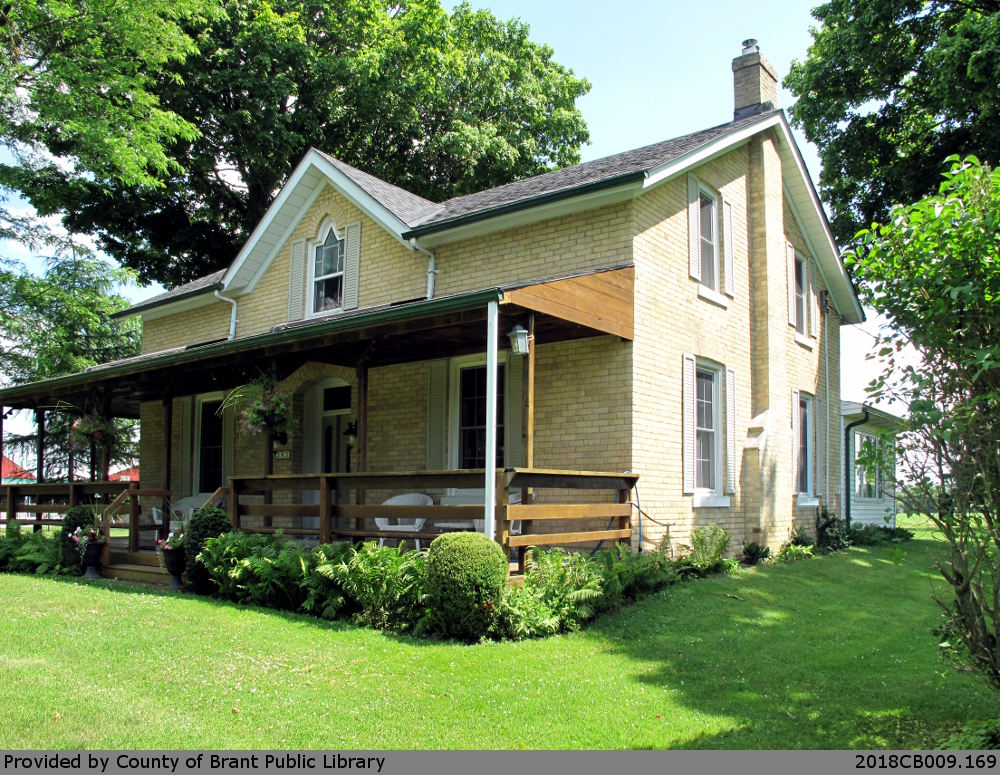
375, 493, 433, 550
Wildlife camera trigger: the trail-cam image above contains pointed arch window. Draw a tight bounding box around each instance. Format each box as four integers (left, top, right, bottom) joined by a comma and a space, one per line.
313, 227, 345, 313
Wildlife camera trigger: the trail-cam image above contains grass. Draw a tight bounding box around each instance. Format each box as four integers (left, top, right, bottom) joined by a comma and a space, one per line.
0, 515, 995, 749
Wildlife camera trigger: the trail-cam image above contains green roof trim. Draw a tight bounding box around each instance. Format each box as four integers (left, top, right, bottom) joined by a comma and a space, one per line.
0, 289, 503, 407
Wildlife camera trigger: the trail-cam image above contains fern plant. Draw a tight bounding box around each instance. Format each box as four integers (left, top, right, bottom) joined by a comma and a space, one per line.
688, 525, 731, 573
0, 522, 27, 571
301, 543, 352, 621
233, 541, 313, 611
11, 530, 62, 575
520, 548, 604, 630
335, 541, 427, 632
199, 531, 280, 602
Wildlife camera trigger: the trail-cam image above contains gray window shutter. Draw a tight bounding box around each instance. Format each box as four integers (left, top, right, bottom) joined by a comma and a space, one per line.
808, 262, 819, 338
343, 221, 361, 310
179, 398, 192, 496
288, 239, 306, 321
426, 360, 448, 470
787, 242, 797, 327
723, 197, 735, 297
683, 353, 696, 494
791, 389, 800, 493
506, 355, 524, 467
688, 175, 701, 282
726, 367, 737, 494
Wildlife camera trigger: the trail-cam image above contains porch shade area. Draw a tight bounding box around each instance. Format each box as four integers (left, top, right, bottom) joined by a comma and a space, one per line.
0, 267, 634, 421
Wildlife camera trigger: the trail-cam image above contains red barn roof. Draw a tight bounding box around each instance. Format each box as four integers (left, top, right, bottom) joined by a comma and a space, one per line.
1, 455, 34, 482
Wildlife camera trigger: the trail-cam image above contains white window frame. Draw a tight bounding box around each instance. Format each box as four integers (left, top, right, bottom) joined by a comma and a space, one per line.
193, 392, 230, 496
855, 431, 880, 500
694, 362, 724, 501
448, 352, 511, 469
306, 218, 345, 317
797, 393, 816, 502
794, 255, 807, 336
698, 187, 721, 294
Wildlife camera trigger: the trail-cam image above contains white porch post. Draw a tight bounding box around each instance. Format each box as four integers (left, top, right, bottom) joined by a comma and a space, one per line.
484, 300, 499, 541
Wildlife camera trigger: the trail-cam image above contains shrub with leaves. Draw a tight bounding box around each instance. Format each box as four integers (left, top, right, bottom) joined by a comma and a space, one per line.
515, 548, 604, 633
11, 530, 62, 575
301, 542, 353, 621
336, 541, 427, 632
425, 532, 507, 642
199, 531, 282, 602
185, 506, 232, 593
935, 719, 1000, 750
592, 543, 677, 610
0, 522, 27, 571
741, 541, 771, 566
848, 524, 914, 546
788, 525, 814, 547
686, 525, 731, 574
777, 542, 814, 563
815, 507, 850, 554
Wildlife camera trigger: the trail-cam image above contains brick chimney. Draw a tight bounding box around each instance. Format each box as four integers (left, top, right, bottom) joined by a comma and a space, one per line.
732, 39, 777, 120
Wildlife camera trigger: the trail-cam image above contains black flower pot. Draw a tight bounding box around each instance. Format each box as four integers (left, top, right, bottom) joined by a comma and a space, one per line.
162, 548, 186, 590
81, 541, 104, 579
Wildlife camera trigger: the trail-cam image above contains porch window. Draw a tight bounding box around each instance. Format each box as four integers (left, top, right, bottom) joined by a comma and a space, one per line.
458, 364, 505, 468
313, 227, 345, 313
198, 399, 224, 493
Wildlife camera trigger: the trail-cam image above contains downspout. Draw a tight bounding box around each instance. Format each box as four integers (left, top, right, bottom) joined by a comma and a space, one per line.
409, 238, 437, 299
823, 292, 831, 505
214, 290, 238, 340
843, 406, 870, 530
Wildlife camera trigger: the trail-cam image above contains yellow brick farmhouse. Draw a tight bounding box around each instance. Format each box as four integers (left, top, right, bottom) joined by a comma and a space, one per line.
0, 42, 863, 563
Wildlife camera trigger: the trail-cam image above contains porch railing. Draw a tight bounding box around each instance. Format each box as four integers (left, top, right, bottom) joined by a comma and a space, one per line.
227, 468, 639, 573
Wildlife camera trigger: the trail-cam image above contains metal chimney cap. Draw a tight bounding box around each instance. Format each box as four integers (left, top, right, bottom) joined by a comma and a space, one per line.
741, 39, 759, 55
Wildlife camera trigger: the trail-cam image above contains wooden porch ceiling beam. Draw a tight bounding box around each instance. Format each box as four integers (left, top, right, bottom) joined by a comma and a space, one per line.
501, 266, 634, 341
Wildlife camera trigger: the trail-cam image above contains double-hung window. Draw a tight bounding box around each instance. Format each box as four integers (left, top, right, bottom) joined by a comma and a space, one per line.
855, 432, 879, 498
695, 368, 718, 491
313, 227, 345, 314
797, 394, 814, 496
699, 193, 718, 292
794, 257, 806, 335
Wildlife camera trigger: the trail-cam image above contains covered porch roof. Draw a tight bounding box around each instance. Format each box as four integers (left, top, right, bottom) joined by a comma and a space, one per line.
0, 266, 634, 418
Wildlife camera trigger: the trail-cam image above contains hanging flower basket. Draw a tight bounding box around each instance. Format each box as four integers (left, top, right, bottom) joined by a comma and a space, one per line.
71, 412, 117, 452
222, 375, 296, 442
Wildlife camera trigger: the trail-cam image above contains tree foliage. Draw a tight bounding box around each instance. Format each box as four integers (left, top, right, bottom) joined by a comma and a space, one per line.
786, 0, 1000, 245
3, 0, 590, 286
847, 156, 1000, 689
0, 251, 140, 479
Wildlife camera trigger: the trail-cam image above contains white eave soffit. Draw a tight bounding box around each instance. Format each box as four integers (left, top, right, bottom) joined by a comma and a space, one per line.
220, 149, 411, 295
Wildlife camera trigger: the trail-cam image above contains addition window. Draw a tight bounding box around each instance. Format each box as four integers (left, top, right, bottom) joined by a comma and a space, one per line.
798, 395, 813, 495
457, 364, 505, 469
699, 192, 719, 292
794, 256, 806, 335
312, 227, 345, 314
695, 367, 720, 491
855, 432, 879, 499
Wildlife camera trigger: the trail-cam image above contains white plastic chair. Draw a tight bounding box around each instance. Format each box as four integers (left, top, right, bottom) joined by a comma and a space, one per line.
375, 493, 433, 550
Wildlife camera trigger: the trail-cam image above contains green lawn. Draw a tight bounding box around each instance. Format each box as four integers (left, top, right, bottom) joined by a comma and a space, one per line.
0, 516, 995, 749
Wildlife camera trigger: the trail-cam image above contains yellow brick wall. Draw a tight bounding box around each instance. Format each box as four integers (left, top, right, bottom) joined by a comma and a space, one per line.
141, 303, 233, 354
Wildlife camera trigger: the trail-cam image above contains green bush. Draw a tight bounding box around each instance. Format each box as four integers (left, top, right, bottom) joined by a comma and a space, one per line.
815, 507, 850, 553
741, 541, 771, 565
687, 525, 731, 574
11, 530, 62, 575
335, 541, 426, 632
301, 542, 353, 621
776, 542, 814, 562
0, 522, 27, 571
935, 719, 1000, 750
185, 506, 232, 593
425, 532, 507, 641
199, 531, 281, 602
848, 523, 914, 546
788, 525, 814, 547
62, 505, 99, 572
593, 544, 677, 610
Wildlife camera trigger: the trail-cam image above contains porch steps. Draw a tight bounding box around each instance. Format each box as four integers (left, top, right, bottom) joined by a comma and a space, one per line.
102, 550, 173, 586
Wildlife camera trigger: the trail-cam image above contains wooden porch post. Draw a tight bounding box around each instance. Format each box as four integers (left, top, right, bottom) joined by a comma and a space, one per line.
67, 420, 74, 483
34, 407, 44, 532
354, 363, 368, 527
484, 300, 499, 541
99, 393, 111, 481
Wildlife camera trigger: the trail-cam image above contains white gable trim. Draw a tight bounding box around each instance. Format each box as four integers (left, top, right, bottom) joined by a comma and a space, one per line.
222, 148, 411, 294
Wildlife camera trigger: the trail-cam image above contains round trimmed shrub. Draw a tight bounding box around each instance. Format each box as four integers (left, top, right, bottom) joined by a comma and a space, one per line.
62, 505, 99, 572
185, 506, 233, 593
425, 531, 507, 641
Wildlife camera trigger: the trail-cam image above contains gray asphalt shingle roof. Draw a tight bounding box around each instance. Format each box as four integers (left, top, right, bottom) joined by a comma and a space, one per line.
127, 111, 774, 313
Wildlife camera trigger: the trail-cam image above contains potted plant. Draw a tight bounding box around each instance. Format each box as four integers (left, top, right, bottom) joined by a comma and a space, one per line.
71, 524, 106, 579
155, 528, 187, 589
222, 374, 296, 444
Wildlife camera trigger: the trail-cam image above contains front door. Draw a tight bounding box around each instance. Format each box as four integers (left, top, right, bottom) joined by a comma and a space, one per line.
303, 379, 351, 511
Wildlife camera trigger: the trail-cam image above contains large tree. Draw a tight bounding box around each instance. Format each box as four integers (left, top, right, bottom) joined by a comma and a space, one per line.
3, 0, 591, 286
0, 251, 141, 479
785, 0, 1000, 245
847, 156, 1000, 689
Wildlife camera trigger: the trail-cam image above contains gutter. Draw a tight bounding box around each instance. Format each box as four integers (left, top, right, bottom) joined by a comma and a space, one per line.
401, 170, 648, 240
843, 406, 870, 530
408, 238, 438, 299
112, 282, 223, 319
214, 290, 239, 340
